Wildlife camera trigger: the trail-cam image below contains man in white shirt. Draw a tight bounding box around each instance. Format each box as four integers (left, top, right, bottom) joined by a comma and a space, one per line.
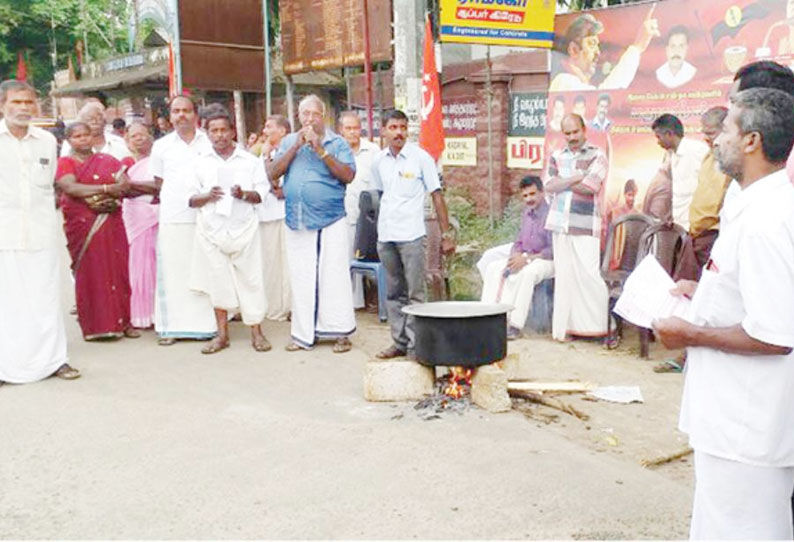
654, 88, 794, 540
549, 8, 659, 92
371, 110, 455, 359
651, 114, 709, 231
338, 111, 380, 309
655, 26, 697, 89
0, 80, 79, 384
149, 96, 217, 345
188, 106, 270, 354
61, 101, 131, 160
257, 115, 292, 321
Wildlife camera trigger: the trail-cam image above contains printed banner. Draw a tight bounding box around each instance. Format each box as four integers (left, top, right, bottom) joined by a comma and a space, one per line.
507, 136, 544, 169
439, 0, 556, 48
443, 137, 478, 166
545, 0, 794, 217
508, 92, 548, 137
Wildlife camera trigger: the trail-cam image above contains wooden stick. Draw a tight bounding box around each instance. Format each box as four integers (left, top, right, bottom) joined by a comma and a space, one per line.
507, 381, 597, 394
640, 447, 693, 468
509, 389, 590, 421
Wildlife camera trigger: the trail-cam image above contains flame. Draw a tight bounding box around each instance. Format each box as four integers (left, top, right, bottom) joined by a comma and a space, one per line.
443, 367, 473, 399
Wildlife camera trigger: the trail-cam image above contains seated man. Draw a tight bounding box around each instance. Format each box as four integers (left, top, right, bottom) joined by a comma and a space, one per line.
480, 176, 554, 340
187, 105, 271, 354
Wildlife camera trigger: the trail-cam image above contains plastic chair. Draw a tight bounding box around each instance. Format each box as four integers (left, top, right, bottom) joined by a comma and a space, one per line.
350, 260, 388, 322
601, 213, 658, 356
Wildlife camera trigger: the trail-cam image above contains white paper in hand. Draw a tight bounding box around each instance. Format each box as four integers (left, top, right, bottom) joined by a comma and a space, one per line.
214, 164, 235, 217
613, 255, 691, 329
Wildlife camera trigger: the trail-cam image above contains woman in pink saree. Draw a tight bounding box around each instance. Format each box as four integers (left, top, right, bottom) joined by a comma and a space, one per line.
56, 122, 140, 340
122, 122, 159, 328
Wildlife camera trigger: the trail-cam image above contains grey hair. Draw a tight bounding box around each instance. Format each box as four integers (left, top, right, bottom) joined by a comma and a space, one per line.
77, 101, 105, 120
0, 79, 36, 103
126, 120, 152, 139
337, 110, 361, 126
65, 121, 90, 139
298, 94, 326, 115
732, 88, 794, 163
701, 106, 728, 127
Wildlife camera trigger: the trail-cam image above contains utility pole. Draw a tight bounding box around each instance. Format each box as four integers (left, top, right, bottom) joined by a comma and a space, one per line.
392, 0, 424, 138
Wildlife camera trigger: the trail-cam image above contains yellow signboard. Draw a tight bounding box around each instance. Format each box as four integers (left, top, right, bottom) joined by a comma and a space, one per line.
443, 137, 478, 167
506, 137, 544, 169
439, 0, 555, 48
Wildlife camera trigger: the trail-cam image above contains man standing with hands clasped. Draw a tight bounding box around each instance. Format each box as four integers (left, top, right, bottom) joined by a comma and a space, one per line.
188, 105, 270, 354
267, 95, 357, 353
654, 88, 794, 540
372, 110, 455, 360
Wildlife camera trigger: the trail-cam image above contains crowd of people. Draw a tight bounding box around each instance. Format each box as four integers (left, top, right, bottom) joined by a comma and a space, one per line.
2, 55, 794, 539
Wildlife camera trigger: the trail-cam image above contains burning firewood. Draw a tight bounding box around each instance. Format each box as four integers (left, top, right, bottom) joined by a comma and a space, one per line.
640, 447, 693, 468
508, 389, 590, 421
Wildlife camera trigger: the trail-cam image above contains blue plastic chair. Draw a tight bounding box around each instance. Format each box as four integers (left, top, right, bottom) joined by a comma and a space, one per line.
350, 260, 388, 322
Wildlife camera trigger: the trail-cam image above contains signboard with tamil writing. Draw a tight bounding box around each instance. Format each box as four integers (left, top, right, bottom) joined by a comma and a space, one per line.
443, 137, 477, 167
439, 0, 556, 49
507, 92, 546, 169
442, 98, 478, 136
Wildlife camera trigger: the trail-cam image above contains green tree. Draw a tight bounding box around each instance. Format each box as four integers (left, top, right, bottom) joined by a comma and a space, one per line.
0, 0, 130, 92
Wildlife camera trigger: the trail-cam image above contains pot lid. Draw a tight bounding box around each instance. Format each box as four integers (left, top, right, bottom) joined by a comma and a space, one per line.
401, 301, 512, 318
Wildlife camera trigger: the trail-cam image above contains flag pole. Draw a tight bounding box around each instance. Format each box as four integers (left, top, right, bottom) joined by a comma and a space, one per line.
362, 0, 375, 141
486, 45, 494, 230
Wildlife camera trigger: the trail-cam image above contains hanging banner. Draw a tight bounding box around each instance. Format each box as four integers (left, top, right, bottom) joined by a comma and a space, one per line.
443, 137, 478, 166
439, 0, 556, 48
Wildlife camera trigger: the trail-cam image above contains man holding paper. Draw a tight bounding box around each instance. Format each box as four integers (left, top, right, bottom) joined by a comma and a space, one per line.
188, 106, 270, 354
654, 88, 794, 540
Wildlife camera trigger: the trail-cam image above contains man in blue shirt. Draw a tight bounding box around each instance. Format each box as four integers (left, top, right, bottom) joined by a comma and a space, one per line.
372, 110, 455, 359
268, 95, 357, 352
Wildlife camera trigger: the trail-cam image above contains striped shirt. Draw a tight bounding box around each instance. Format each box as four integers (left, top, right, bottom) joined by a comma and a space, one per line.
544, 143, 607, 237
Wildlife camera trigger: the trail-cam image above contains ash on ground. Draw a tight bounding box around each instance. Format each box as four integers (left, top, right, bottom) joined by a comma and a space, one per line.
413, 376, 472, 420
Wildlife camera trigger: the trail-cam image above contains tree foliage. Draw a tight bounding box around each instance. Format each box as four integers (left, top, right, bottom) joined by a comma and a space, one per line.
0, 0, 130, 91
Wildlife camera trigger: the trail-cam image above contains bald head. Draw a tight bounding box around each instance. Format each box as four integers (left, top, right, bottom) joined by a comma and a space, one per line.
561, 113, 587, 152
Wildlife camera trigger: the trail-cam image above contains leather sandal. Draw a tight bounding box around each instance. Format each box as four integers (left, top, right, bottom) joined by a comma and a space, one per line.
285, 341, 310, 352
201, 338, 229, 355
252, 337, 272, 352
54, 364, 81, 380
376, 345, 406, 359
332, 337, 352, 354
124, 328, 142, 339
158, 337, 176, 346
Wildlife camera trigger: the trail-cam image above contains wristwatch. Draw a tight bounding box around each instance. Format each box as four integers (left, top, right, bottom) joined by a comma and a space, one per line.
318, 149, 329, 160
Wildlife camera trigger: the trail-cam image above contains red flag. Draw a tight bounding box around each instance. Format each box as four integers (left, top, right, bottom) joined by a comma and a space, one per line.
419, 16, 444, 162
168, 42, 177, 98
15, 51, 27, 82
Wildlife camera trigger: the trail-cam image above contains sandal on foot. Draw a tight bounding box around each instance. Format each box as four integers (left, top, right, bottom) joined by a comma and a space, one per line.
333, 337, 352, 354
376, 345, 406, 359
54, 364, 81, 380
285, 341, 311, 352
124, 328, 142, 339
252, 337, 272, 352
158, 337, 176, 346
653, 359, 683, 373
201, 338, 229, 355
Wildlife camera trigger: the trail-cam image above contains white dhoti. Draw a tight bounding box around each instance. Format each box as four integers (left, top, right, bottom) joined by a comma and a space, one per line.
0, 249, 68, 383
349, 222, 365, 309
551, 233, 608, 341
690, 450, 794, 540
190, 219, 265, 326
260, 219, 291, 321
476, 242, 513, 280
285, 218, 356, 348
481, 257, 554, 329
155, 223, 217, 339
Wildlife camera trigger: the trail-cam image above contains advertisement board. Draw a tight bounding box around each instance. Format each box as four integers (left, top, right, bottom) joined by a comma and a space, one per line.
439, 0, 556, 48
443, 137, 478, 166
546, 0, 794, 214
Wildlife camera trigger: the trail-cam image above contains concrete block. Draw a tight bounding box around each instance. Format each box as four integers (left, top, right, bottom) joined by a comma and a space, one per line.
364, 360, 434, 402
498, 353, 532, 381
471, 364, 511, 413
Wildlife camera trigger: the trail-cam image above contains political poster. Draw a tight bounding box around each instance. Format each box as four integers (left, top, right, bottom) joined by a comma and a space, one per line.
545, 0, 794, 215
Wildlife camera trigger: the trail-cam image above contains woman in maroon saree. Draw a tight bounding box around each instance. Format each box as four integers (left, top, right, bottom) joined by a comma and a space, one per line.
56, 122, 140, 340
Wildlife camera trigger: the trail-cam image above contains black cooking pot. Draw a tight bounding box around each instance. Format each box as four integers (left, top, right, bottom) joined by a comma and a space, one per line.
402, 302, 512, 367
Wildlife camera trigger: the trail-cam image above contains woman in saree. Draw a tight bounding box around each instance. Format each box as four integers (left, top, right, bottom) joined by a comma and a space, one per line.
122, 122, 160, 329
56, 122, 140, 340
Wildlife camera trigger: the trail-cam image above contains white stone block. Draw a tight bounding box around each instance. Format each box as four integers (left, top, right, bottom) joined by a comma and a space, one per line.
363, 360, 435, 402
471, 364, 511, 413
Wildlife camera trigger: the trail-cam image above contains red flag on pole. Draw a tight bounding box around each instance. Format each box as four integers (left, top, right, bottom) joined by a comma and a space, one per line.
419, 15, 444, 162
15, 51, 27, 82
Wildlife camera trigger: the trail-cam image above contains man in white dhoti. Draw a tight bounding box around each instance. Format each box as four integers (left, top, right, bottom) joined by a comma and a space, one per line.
481, 176, 554, 340
257, 114, 291, 321
188, 106, 270, 354
338, 111, 380, 309
0, 80, 79, 384
267, 95, 357, 352
654, 88, 794, 540
544, 114, 609, 341
150, 96, 217, 345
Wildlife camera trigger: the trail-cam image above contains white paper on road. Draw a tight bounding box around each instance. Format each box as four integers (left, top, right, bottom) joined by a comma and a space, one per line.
613, 254, 691, 329
588, 386, 644, 404
215, 164, 235, 217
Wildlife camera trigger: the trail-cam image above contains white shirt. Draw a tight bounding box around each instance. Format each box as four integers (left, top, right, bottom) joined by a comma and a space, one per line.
680, 169, 794, 467
0, 120, 59, 251
344, 138, 381, 225
371, 142, 441, 243
191, 147, 269, 240
671, 138, 709, 231
149, 130, 213, 224
257, 147, 286, 223
61, 132, 131, 161
655, 60, 697, 89
549, 46, 641, 92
